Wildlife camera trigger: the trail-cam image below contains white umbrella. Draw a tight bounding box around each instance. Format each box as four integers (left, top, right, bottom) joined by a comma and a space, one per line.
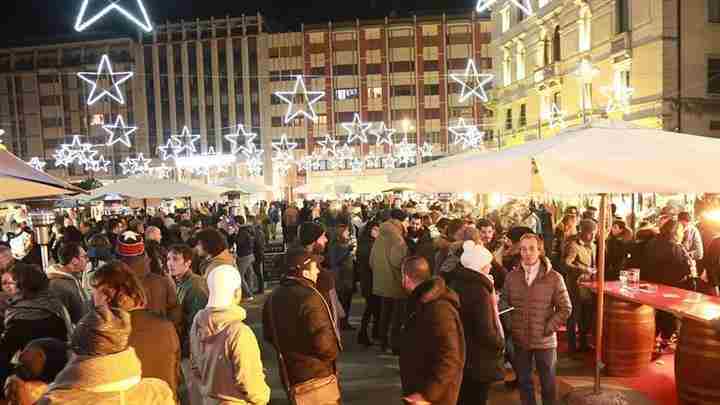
214, 177, 271, 194
90, 177, 226, 201
0, 146, 85, 201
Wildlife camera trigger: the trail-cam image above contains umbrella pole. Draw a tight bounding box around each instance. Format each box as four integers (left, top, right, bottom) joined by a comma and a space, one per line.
594, 193, 609, 394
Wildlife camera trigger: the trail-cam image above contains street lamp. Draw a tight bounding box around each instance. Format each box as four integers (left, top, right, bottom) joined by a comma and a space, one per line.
574, 58, 599, 123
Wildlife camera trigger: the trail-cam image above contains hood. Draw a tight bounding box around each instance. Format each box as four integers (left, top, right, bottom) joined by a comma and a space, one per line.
46, 267, 80, 282
411, 277, 460, 309
208, 249, 236, 268
5, 290, 72, 328
379, 219, 405, 239
50, 348, 142, 393
119, 254, 150, 278
194, 306, 247, 344
453, 266, 494, 292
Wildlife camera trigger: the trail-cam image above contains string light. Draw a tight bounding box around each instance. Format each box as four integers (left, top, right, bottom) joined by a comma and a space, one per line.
273, 75, 325, 124
119, 154, 151, 176
476, 0, 533, 16
158, 137, 182, 161
246, 155, 263, 177
225, 124, 257, 155
449, 118, 484, 150
371, 122, 396, 147
75, 0, 153, 32
171, 126, 201, 157
77, 54, 134, 105
341, 113, 371, 144
102, 115, 137, 147
27, 157, 47, 172
0, 129, 4, 144
450, 59, 494, 103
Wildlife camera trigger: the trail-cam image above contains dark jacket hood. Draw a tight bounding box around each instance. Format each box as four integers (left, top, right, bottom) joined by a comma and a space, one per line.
411, 277, 460, 308
452, 266, 494, 292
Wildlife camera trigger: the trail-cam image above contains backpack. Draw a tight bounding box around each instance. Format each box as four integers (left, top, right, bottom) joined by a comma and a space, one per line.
269, 208, 280, 223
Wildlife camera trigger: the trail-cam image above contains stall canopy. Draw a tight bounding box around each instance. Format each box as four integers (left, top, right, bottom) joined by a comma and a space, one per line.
0, 146, 85, 201
296, 175, 414, 195
213, 177, 272, 194
407, 120, 720, 194
89, 177, 227, 201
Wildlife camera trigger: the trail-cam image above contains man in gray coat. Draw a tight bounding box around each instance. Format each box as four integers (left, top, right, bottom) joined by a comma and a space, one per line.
502, 234, 571, 405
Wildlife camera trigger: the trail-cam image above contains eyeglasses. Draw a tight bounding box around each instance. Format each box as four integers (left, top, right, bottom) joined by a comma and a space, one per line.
2, 281, 16, 286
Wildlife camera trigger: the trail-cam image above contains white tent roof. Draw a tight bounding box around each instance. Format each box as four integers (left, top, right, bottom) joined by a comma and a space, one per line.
90, 177, 227, 201
412, 120, 720, 194
213, 177, 272, 194
0, 146, 85, 201
296, 175, 414, 195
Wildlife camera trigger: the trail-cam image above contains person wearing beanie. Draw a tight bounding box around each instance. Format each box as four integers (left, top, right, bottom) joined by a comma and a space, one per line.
116, 231, 180, 326
190, 265, 270, 405
31, 306, 175, 405
262, 251, 342, 404
447, 241, 505, 405
370, 210, 410, 354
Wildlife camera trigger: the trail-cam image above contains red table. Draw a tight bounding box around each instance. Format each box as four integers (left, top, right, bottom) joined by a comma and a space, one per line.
586, 281, 720, 404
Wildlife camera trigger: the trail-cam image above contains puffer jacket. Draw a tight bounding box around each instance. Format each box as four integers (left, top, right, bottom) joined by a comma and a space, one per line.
191, 306, 270, 405
128, 309, 181, 399
120, 255, 181, 328
200, 250, 237, 278
399, 277, 465, 405
262, 276, 341, 386
36, 348, 175, 405
502, 257, 572, 350
370, 220, 409, 299
46, 268, 90, 324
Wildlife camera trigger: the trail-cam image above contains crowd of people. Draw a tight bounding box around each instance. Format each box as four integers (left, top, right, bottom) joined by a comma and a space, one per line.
0, 197, 719, 405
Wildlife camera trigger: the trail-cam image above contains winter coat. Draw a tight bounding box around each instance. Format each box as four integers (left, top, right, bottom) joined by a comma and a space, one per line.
46, 268, 90, 324
128, 309, 181, 397
36, 348, 175, 405
191, 306, 270, 405
502, 258, 572, 350
370, 220, 409, 299
447, 267, 504, 383
642, 237, 692, 288
234, 225, 256, 259
0, 291, 72, 397
356, 234, 375, 298
120, 255, 181, 328
328, 241, 355, 292
175, 272, 209, 358
606, 236, 629, 281
703, 235, 720, 287
399, 277, 466, 405
200, 250, 237, 278
262, 276, 341, 386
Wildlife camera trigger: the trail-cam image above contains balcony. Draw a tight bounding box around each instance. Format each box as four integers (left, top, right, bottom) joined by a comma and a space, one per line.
534, 64, 563, 91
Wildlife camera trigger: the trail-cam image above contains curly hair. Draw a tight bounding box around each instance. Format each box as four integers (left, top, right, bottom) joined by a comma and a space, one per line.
88, 261, 147, 310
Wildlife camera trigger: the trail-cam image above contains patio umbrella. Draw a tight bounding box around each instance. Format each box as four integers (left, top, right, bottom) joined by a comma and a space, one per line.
214, 177, 271, 194
0, 146, 85, 201
90, 177, 227, 201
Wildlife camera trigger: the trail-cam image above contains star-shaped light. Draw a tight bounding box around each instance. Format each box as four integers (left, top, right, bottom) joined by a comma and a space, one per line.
350, 158, 364, 174
27, 157, 47, 172
341, 113, 371, 144
372, 122, 396, 147
273, 75, 325, 124
0, 129, 5, 144
158, 137, 182, 161
246, 155, 263, 177
449, 118, 484, 150
336, 144, 354, 161
543, 103, 568, 129
318, 134, 340, 156
171, 126, 201, 157
476, 0, 533, 16
85, 155, 111, 173
450, 59, 494, 103
602, 84, 635, 114
420, 142, 434, 158
225, 124, 257, 155
393, 136, 417, 167
120, 154, 151, 176
102, 115, 137, 147
77, 54, 134, 105
271, 135, 298, 164
75, 0, 153, 32
151, 164, 172, 179
55, 135, 98, 167
53, 148, 73, 167
275, 161, 292, 176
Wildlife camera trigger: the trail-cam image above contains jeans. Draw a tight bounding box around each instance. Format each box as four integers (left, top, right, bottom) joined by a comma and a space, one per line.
236, 254, 255, 299
180, 359, 202, 405
360, 294, 381, 339
514, 347, 557, 405
567, 287, 593, 352
253, 258, 265, 293
458, 377, 491, 405
377, 297, 406, 353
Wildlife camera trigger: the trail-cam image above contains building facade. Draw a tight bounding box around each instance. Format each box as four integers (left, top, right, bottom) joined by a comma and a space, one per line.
490, 0, 720, 146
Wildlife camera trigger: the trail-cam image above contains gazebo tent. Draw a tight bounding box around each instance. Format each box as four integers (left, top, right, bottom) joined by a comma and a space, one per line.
89, 177, 227, 201
0, 146, 85, 201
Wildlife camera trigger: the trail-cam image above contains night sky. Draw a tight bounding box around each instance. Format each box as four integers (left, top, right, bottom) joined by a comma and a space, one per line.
1, 0, 476, 46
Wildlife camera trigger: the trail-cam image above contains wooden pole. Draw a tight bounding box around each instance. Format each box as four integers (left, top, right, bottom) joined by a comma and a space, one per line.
594, 193, 609, 394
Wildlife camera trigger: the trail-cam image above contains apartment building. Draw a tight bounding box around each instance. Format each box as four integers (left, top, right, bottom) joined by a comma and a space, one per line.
490, 0, 720, 146
0, 38, 148, 178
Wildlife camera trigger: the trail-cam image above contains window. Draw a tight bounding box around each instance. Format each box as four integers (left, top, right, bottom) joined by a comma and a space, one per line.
516, 43, 526, 81
711, 0, 720, 23
553, 92, 562, 109
578, 9, 592, 52
616, 0, 630, 33
501, 8, 511, 33
424, 84, 439, 95
424, 60, 439, 72
709, 58, 720, 95
581, 83, 593, 109
391, 85, 415, 97
615, 69, 631, 89
502, 49, 512, 86
271, 117, 283, 127
710, 121, 720, 130
333, 64, 357, 76
552, 26, 561, 63
90, 114, 105, 126
366, 64, 382, 75
505, 108, 513, 130
519, 104, 527, 127
335, 88, 359, 100
368, 87, 383, 99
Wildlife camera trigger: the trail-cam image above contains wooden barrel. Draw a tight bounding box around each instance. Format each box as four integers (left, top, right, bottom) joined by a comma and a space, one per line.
602, 297, 655, 377
676, 319, 720, 404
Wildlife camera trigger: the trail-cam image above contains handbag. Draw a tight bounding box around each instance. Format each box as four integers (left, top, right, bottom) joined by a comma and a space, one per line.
267, 287, 341, 405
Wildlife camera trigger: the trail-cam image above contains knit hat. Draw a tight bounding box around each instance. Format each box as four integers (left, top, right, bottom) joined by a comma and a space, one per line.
460, 240, 493, 273
299, 222, 325, 247
116, 230, 145, 257
71, 306, 131, 356
207, 264, 243, 308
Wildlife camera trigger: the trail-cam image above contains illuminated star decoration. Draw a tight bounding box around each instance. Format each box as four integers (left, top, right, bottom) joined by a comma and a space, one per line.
602, 84, 635, 114
171, 126, 201, 157
102, 115, 137, 147
420, 142, 434, 158
272, 135, 298, 175
476, 0, 533, 16
372, 122, 396, 147
225, 124, 257, 155
75, 0, 153, 32
54, 136, 97, 167
449, 118, 484, 150
27, 157, 47, 172
450, 59, 494, 103
318, 134, 340, 156
77, 54, 134, 105
85, 155, 111, 173
120, 154, 151, 176
342, 113, 371, 144
149, 163, 172, 179
0, 129, 4, 144
158, 138, 182, 161
543, 103, 568, 129
273, 75, 325, 124
246, 155, 263, 177
393, 136, 417, 168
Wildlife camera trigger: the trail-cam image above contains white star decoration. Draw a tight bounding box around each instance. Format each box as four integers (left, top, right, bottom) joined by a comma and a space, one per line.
318, 134, 340, 156
54, 136, 97, 167
543, 103, 568, 129
449, 118, 484, 150
273, 76, 325, 124
158, 138, 182, 161
75, 0, 153, 32
393, 136, 417, 168
0, 129, 5, 144
450, 59, 494, 103
151, 164, 172, 179
171, 126, 201, 157
120, 154, 151, 176
372, 122, 396, 147
77, 54, 134, 105
383, 155, 398, 169
271, 135, 298, 166
85, 155, 111, 173
602, 85, 634, 114
27, 157, 47, 172
225, 124, 257, 155
476, 0, 533, 16
246, 155, 263, 177
420, 142, 434, 158
102, 115, 137, 147
341, 113, 371, 144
